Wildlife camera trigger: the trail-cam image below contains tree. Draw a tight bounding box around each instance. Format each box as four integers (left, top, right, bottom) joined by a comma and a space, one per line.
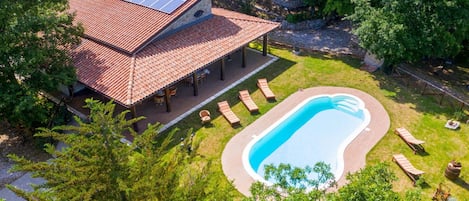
246, 162, 422, 200
0, 0, 83, 130
303, 0, 355, 17
245, 162, 336, 201
329, 163, 402, 201
7, 99, 233, 200
323, 0, 355, 16
349, 0, 469, 66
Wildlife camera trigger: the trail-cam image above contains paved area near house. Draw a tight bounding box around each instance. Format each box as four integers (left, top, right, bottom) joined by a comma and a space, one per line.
221, 87, 390, 196
269, 20, 365, 57
0, 173, 45, 200
64, 49, 276, 132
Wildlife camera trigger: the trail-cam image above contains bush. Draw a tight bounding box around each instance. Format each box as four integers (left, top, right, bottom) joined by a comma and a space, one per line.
286, 13, 309, 23
241, 0, 256, 16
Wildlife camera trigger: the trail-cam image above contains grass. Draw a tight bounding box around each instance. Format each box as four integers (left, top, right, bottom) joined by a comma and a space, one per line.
157, 45, 469, 200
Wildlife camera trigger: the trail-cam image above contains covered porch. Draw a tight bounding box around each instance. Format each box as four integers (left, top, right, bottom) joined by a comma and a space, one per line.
65, 48, 277, 131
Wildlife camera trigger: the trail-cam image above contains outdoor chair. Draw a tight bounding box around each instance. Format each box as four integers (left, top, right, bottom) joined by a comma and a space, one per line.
238, 90, 259, 113
169, 87, 177, 96
395, 127, 425, 154
392, 154, 425, 185
217, 101, 240, 126
199, 110, 211, 124
257, 78, 275, 100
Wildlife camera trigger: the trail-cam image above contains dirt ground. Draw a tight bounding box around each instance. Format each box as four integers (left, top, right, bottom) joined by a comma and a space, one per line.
0, 121, 50, 189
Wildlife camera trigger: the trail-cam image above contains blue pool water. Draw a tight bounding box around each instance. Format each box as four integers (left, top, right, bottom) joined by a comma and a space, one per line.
243, 94, 370, 184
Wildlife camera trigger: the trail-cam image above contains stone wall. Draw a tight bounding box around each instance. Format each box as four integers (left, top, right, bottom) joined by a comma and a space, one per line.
280, 19, 326, 30
157, 0, 212, 37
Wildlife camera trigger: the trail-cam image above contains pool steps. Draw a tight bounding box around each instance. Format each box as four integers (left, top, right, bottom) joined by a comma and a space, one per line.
334, 99, 360, 113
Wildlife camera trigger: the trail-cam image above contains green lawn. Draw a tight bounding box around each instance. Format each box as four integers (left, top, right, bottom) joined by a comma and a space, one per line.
159, 45, 469, 200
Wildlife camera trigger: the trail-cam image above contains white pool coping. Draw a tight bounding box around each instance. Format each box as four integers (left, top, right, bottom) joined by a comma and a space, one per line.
241, 93, 371, 187
221, 87, 390, 196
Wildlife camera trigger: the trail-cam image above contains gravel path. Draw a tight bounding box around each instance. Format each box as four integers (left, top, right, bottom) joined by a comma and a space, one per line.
269, 20, 365, 57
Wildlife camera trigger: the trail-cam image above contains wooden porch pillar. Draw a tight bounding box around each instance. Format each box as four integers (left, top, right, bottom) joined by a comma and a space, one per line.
421, 83, 427, 95
66, 85, 74, 102
67, 85, 74, 99
439, 93, 445, 105
192, 73, 199, 96
262, 34, 268, 56
164, 88, 171, 112
242, 46, 246, 68
220, 59, 225, 81
130, 106, 139, 132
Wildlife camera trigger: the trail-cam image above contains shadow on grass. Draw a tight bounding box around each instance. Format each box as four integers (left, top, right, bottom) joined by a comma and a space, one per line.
448, 177, 469, 191
418, 181, 432, 189
370, 66, 468, 119
416, 151, 430, 157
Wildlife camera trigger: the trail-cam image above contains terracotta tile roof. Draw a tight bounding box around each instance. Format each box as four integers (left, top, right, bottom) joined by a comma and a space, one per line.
73, 8, 279, 107
69, 0, 199, 53
72, 39, 132, 104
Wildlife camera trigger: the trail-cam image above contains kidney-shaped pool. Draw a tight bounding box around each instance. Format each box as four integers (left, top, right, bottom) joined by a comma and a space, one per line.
221, 87, 390, 195
243, 94, 370, 185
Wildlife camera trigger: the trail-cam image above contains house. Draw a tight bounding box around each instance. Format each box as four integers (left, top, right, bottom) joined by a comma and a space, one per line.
68, 0, 279, 120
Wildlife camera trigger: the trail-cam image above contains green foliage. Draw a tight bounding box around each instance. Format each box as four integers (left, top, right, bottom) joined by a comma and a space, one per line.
349, 0, 469, 65
330, 163, 401, 201
0, 0, 83, 129
245, 162, 335, 201
323, 0, 355, 16
241, 0, 257, 16
303, 0, 354, 17
303, 0, 327, 17
285, 13, 309, 23
7, 99, 232, 200
404, 188, 423, 201
246, 162, 414, 200
452, 110, 465, 121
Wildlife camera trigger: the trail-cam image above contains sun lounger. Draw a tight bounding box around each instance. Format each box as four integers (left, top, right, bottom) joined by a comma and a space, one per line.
392, 154, 425, 185
395, 127, 425, 154
257, 78, 275, 100
218, 101, 240, 126
239, 90, 259, 113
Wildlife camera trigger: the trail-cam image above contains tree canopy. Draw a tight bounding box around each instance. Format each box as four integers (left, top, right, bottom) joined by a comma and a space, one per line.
349, 0, 469, 65
245, 162, 336, 201
0, 0, 83, 129
246, 162, 423, 200
7, 99, 233, 201
302, 0, 355, 17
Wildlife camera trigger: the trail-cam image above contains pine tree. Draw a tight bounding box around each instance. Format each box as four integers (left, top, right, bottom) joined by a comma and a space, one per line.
7, 99, 234, 200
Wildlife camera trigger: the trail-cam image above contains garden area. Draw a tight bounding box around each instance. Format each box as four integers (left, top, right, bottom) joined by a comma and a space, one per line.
3, 44, 469, 200
3, 0, 469, 200
157, 44, 469, 200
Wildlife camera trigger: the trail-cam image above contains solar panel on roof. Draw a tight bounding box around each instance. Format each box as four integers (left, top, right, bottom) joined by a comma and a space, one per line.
124, 0, 187, 14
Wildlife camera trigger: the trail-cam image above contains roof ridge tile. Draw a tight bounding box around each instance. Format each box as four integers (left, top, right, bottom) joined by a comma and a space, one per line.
126, 55, 137, 105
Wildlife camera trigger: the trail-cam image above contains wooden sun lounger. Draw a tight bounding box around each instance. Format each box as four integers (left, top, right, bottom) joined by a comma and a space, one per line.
395, 127, 425, 154
392, 154, 425, 185
239, 90, 259, 113
257, 78, 275, 100
218, 101, 240, 126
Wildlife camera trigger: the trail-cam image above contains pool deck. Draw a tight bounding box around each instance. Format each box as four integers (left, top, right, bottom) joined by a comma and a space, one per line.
221, 86, 390, 196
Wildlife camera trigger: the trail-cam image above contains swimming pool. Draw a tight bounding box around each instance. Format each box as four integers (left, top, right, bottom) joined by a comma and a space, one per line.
242, 93, 371, 185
